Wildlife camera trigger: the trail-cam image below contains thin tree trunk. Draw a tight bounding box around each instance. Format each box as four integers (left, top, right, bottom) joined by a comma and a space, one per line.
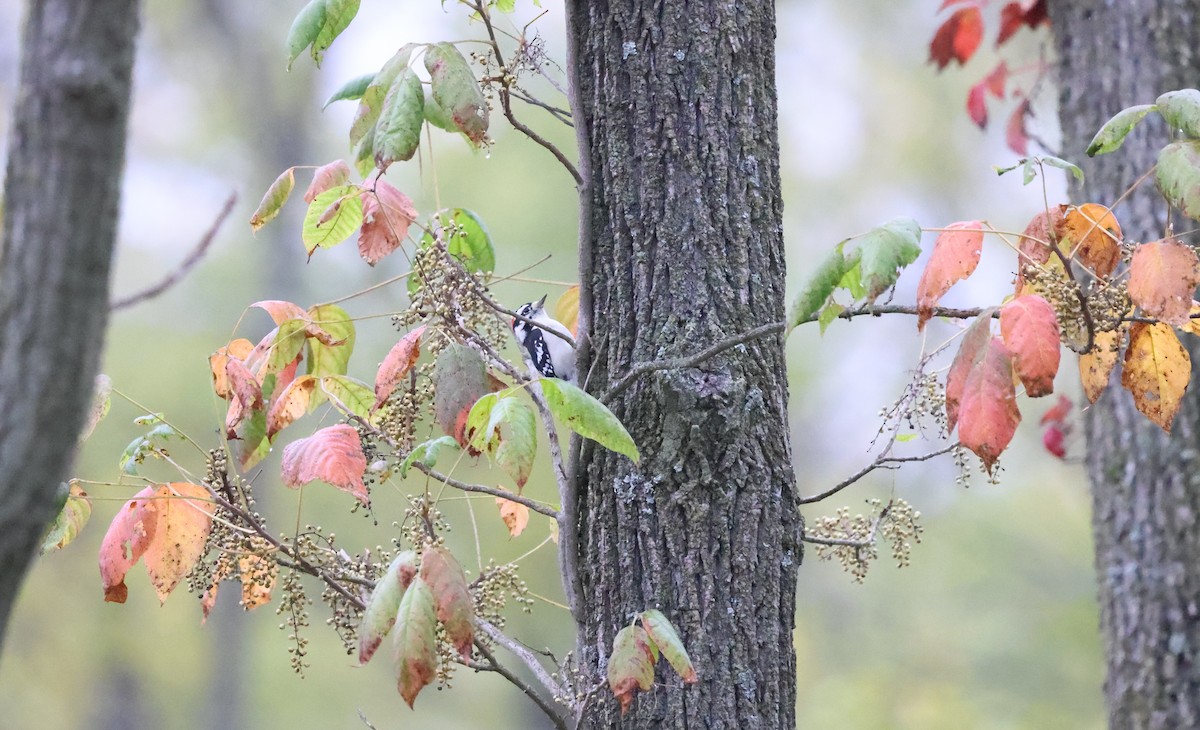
1050, 2, 1200, 727
566, 1, 801, 726
0, 0, 140, 652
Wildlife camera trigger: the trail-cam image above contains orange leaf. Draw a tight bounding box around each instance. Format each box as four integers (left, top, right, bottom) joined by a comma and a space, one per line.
224, 357, 264, 434
251, 299, 308, 326
929, 7, 983, 70
304, 159, 352, 203
1079, 326, 1126, 403
916, 220, 983, 329
555, 285, 581, 337
209, 338, 254, 400
1180, 300, 1200, 337
374, 326, 426, 410
358, 180, 417, 266
495, 497, 529, 538
1062, 204, 1122, 278
1121, 322, 1191, 432
945, 313, 993, 430
142, 483, 214, 604
1128, 239, 1200, 326
983, 61, 1009, 96
98, 485, 159, 603
607, 625, 656, 716
957, 337, 1021, 473
237, 553, 276, 611
999, 294, 1061, 397
419, 546, 474, 661
267, 374, 317, 437
280, 424, 370, 505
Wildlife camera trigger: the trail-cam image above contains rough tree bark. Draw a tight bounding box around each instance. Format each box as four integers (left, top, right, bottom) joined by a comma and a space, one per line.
1050, 2, 1200, 727
0, 0, 140, 652
566, 1, 801, 727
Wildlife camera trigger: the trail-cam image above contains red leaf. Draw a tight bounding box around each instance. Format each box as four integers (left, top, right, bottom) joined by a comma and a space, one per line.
374, 326, 426, 410
99, 485, 159, 603
1042, 423, 1066, 458
945, 313, 993, 430
917, 220, 984, 329
1006, 99, 1031, 155
304, 159, 352, 203
1128, 239, 1200, 326
1039, 393, 1073, 426
958, 337, 1022, 472
937, 0, 975, 10
999, 294, 1061, 397
966, 83, 988, 128
209, 338, 254, 400
281, 424, 369, 505
251, 300, 307, 325
358, 181, 418, 266
929, 7, 984, 70
224, 358, 264, 434
1023, 0, 1048, 28
983, 61, 1009, 96
393, 577, 438, 708
997, 3, 1024, 45
419, 546, 474, 661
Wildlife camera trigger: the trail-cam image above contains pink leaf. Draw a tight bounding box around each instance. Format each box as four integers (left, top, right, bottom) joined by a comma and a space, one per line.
374, 326, 426, 410
358, 181, 417, 266
281, 424, 369, 505
958, 337, 1022, 472
999, 294, 1061, 397
916, 220, 984, 329
98, 486, 159, 603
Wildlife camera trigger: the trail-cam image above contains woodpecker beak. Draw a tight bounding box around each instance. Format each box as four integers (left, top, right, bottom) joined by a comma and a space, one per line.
535, 293, 547, 310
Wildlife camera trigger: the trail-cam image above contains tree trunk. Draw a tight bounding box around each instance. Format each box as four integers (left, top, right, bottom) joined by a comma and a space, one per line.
0, 0, 140, 652
566, 1, 800, 727
1050, 2, 1200, 727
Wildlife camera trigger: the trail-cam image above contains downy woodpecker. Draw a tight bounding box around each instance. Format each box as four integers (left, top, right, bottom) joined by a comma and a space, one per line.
511, 295, 576, 380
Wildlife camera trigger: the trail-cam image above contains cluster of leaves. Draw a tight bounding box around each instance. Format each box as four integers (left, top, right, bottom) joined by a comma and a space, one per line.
793, 89, 1200, 475
606, 610, 698, 715
929, 0, 1050, 154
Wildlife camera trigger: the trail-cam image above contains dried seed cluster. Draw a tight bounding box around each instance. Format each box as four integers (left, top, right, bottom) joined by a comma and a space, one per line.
809, 498, 923, 583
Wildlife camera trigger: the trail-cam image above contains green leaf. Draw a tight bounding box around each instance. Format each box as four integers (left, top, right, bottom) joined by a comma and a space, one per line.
539, 379, 639, 463
79, 373, 112, 442
392, 576, 438, 708
305, 304, 356, 402
1156, 89, 1200, 138
310, 0, 360, 67
424, 42, 489, 146
250, 168, 296, 232
432, 344, 493, 445
349, 44, 417, 149
119, 421, 183, 475
468, 394, 536, 488
234, 409, 270, 471
399, 436, 460, 477
856, 217, 922, 301
640, 609, 698, 683
607, 625, 656, 715
286, 0, 326, 71
1157, 140, 1200, 220
374, 68, 425, 168
268, 319, 308, 374
320, 374, 374, 419
423, 89, 458, 133
301, 184, 363, 255
357, 550, 417, 664
1086, 104, 1156, 156
1022, 158, 1037, 185
323, 72, 375, 109
788, 242, 851, 329
353, 122, 377, 178
493, 0, 516, 10
1039, 155, 1084, 182
838, 251, 865, 299
40, 481, 92, 555
817, 302, 845, 333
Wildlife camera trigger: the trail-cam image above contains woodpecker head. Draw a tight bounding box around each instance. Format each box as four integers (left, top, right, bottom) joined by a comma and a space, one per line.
511, 294, 548, 331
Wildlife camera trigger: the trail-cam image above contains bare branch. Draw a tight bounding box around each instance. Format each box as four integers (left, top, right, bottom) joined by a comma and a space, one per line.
472, 639, 571, 730
798, 444, 959, 505
412, 461, 560, 519
110, 192, 237, 311
477, 618, 568, 698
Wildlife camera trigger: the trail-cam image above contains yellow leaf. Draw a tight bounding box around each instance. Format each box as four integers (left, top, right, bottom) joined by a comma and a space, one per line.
554, 285, 580, 337
1079, 326, 1126, 404
1121, 322, 1191, 431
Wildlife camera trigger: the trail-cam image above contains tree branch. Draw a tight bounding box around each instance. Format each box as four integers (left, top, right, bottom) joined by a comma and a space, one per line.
476, 618, 568, 699
798, 444, 960, 505
110, 192, 237, 311
472, 638, 571, 730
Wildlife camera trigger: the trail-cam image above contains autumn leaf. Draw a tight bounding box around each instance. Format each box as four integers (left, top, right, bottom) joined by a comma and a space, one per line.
1121, 322, 1191, 432
374, 326, 426, 410
266, 374, 317, 437
467, 394, 537, 488
999, 294, 1061, 397
359, 550, 418, 665
957, 337, 1021, 473
225, 358, 264, 433
1079, 326, 1126, 403
251, 300, 308, 326
304, 159, 352, 203
496, 498, 529, 538
320, 374, 375, 420
359, 180, 417, 265
143, 483, 214, 604
393, 576, 438, 708
555, 285, 581, 337
99, 485, 159, 603
433, 344, 495, 447
945, 313, 993, 431
916, 220, 983, 329
1006, 99, 1031, 156
929, 7, 983, 70
210, 339, 254, 400
250, 168, 295, 232
1181, 301, 1200, 337
1127, 239, 1200, 326
607, 625, 656, 716
41, 481, 92, 554
419, 546, 474, 661
641, 610, 698, 683
201, 550, 277, 623
79, 373, 113, 442
424, 42, 489, 146
1062, 204, 1122, 278
281, 424, 369, 505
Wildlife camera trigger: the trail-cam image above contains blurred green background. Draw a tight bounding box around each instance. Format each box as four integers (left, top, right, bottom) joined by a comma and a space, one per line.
0, 1, 1102, 728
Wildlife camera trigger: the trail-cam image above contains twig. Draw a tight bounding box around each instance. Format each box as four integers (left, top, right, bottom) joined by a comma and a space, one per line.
476, 618, 568, 698
472, 639, 571, 730
802, 502, 891, 549
413, 462, 560, 519
111, 192, 237, 310
798, 444, 959, 505
511, 89, 574, 127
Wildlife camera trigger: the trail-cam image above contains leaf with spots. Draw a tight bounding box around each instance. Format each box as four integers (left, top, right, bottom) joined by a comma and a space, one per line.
424, 42, 489, 146
1079, 325, 1127, 404
496, 498, 529, 538
607, 625, 656, 716
41, 481, 92, 554
374, 326, 426, 410
250, 168, 295, 232
1121, 322, 1191, 432
393, 576, 438, 708
1128, 239, 1200, 326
